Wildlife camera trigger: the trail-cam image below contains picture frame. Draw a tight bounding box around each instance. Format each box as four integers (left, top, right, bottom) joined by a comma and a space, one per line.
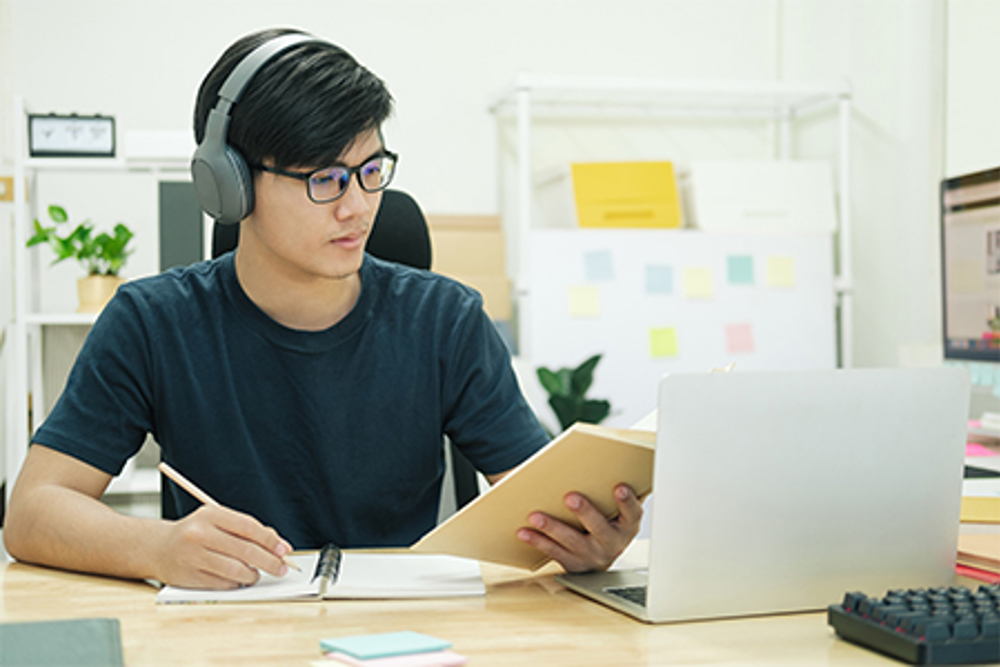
28, 113, 116, 158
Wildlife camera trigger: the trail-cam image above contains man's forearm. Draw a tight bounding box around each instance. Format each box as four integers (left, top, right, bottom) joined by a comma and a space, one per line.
4, 482, 168, 582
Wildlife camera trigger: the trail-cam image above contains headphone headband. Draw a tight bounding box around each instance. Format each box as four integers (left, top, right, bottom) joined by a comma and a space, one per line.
191, 32, 323, 225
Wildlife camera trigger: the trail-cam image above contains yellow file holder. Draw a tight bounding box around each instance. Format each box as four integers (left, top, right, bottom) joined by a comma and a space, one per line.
571, 161, 682, 229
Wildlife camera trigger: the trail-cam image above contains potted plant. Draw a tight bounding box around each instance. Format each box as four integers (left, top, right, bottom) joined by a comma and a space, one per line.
536, 353, 612, 437
27, 204, 135, 313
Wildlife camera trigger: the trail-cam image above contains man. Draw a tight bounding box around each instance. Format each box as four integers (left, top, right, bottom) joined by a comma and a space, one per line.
4, 28, 642, 590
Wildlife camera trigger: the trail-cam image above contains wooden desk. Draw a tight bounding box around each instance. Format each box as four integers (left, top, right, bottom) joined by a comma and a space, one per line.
1, 558, 930, 666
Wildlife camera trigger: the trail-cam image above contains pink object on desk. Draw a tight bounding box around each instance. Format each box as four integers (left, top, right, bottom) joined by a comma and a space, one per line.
967, 443, 999, 457
324, 650, 467, 666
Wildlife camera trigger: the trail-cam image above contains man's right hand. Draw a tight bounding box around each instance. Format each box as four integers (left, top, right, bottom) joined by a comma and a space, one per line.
153, 505, 293, 589
3, 445, 294, 591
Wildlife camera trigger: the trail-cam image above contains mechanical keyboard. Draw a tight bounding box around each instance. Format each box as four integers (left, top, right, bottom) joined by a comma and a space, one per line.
828, 584, 1000, 664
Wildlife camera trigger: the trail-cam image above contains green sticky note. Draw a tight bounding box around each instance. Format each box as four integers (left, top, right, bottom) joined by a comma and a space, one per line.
320, 631, 451, 660
650, 327, 679, 358
727, 255, 754, 285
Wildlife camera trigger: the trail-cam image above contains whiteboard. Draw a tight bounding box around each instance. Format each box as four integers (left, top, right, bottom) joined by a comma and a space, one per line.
526, 229, 836, 429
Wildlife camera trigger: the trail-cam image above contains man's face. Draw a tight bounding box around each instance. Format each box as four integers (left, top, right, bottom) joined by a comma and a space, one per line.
245, 129, 385, 282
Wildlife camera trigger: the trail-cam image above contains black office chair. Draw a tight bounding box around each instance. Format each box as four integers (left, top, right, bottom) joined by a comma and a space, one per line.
162, 190, 480, 520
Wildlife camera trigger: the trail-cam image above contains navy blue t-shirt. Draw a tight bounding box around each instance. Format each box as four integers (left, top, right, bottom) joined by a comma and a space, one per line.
33, 253, 548, 548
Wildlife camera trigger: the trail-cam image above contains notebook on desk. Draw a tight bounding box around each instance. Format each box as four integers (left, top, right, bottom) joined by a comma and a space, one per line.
557, 367, 971, 623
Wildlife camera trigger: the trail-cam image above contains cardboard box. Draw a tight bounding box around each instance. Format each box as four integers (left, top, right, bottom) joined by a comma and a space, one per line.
425, 214, 511, 321
428, 228, 506, 276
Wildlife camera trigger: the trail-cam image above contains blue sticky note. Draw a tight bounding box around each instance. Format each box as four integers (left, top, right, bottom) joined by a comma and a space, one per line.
645, 265, 673, 294
320, 631, 451, 660
584, 250, 615, 282
727, 255, 754, 285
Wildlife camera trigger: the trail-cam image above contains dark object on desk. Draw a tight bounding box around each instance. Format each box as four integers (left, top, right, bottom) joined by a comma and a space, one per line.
0, 617, 124, 666
964, 465, 1000, 479
828, 584, 1000, 664
162, 189, 478, 520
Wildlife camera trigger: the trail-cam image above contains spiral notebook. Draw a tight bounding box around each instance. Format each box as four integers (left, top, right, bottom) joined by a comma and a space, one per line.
156, 546, 484, 604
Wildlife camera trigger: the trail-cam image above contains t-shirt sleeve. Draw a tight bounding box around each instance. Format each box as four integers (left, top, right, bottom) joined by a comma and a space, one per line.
31, 288, 154, 475
440, 291, 548, 475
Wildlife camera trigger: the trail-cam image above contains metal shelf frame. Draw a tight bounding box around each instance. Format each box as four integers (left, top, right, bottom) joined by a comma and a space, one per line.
489, 73, 853, 365
5, 95, 188, 505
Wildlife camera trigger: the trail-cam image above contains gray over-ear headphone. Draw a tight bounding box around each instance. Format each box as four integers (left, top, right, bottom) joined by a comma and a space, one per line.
191, 33, 321, 225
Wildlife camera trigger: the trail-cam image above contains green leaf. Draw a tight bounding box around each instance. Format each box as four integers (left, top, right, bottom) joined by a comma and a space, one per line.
555, 368, 574, 396
48, 205, 68, 223
549, 394, 581, 431
537, 367, 564, 396
577, 399, 611, 425
570, 354, 602, 396
27, 220, 51, 247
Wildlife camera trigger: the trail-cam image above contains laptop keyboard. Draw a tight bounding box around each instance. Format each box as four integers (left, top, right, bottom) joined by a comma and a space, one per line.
828, 584, 1000, 664
605, 585, 647, 608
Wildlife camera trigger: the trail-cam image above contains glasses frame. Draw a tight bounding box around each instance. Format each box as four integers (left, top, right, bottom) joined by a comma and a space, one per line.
249, 150, 399, 204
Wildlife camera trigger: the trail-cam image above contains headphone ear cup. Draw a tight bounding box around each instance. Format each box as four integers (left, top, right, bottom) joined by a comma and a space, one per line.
190, 142, 254, 225
221, 145, 254, 224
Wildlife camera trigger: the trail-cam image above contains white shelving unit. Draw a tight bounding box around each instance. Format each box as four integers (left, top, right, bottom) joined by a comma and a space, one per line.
489, 74, 853, 365
5, 96, 189, 507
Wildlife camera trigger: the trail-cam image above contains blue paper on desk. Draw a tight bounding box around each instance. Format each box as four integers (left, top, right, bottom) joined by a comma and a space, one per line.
320, 631, 451, 660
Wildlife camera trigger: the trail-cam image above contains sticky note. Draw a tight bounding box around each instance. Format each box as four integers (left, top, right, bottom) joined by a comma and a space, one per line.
649, 327, 679, 358
645, 265, 673, 294
683, 267, 714, 299
320, 631, 451, 660
322, 649, 467, 666
725, 322, 755, 354
568, 285, 601, 318
967, 443, 999, 457
727, 255, 754, 285
766, 256, 796, 288
584, 250, 615, 282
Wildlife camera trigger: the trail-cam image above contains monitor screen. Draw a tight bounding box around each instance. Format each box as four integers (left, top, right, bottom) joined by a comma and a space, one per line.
941, 166, 1000, 362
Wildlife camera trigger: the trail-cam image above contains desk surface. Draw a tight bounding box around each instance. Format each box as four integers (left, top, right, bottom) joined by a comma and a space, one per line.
2, 555, 978, 666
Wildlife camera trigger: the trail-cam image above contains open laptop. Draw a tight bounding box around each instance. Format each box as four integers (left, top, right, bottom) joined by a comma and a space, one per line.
556, 367, 970, 623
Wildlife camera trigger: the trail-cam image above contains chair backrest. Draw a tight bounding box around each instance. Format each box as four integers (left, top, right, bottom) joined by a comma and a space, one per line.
162, 189, 480, 520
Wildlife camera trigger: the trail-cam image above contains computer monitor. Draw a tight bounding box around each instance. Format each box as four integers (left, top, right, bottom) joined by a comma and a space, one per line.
940, 165, 1000, 364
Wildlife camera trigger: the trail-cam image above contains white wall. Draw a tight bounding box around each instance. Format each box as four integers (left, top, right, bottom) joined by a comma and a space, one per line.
0, 0, 993, 429
946, 0, 1000, 176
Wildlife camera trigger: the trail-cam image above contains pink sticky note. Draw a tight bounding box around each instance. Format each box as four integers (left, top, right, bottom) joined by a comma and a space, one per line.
725, 323, 755, 354
967, 443, 999, 457
325, 650, 467, 666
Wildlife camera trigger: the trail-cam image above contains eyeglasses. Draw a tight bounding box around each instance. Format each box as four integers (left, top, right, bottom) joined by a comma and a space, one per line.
250, 151, 398, 204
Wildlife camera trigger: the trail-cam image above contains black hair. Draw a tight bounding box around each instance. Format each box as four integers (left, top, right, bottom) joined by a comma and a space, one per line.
193, 28, 394, 170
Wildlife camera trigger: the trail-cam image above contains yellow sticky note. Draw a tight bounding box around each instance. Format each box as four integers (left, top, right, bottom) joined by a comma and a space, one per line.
649, 327, 678, 358
683, 267, 713, 299
568, 285, 601, 318
766, 257, 796, 288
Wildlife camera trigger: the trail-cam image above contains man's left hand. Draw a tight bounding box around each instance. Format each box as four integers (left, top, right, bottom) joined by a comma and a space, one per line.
516, 484, 643, 573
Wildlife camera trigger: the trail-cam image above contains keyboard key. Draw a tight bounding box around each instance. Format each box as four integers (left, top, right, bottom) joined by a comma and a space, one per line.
917, 621, 950, 642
